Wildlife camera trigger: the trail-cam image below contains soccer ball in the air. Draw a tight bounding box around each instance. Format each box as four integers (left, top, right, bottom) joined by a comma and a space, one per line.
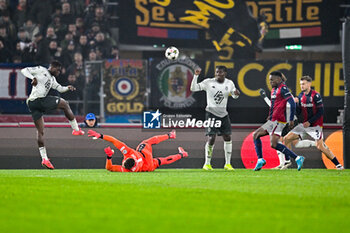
165, 46, 179, 60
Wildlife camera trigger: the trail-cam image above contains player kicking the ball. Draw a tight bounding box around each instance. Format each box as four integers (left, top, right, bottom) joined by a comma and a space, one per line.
88, 130, 188, 172
21, 61, 84, 169
253, 71, 305, 171
190, 66, 240, 171
284, 76, 344, 170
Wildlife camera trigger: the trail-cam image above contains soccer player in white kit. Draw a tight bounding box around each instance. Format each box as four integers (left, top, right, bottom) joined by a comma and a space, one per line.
21, 60, 85, 169
190, 66, 240, 170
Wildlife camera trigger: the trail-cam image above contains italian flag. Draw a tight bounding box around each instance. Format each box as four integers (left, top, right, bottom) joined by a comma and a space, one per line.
266, 27, 321, 39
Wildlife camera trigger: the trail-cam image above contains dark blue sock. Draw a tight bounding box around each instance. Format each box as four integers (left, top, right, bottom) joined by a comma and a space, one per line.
331, 157, 340, 166
275, 143, 297, 159
284, 154, 290, 161
254, 138, 263, 159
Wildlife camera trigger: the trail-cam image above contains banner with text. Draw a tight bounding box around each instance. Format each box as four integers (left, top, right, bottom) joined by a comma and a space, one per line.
103, 59, 147, 115
118, 0, 339, 50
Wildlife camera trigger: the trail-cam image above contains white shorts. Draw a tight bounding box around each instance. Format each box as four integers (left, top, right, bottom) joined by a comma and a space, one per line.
290, 124, 323, 140
261, 120, 287, 137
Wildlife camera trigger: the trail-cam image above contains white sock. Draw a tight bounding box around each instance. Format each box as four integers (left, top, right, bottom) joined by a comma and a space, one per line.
205, 142, 214, 165
39, 147, 48, 160
69, 119, 79, 131
224, 141, 232, 165
295, 140, 316, 148
277, 150, 285, 166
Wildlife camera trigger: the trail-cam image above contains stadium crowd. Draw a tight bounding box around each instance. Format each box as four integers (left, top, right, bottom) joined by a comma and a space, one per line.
0, 0, 118, 114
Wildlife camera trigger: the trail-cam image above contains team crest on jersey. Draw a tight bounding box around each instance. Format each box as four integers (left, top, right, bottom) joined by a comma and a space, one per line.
157, 58, 197, 109
214, 91, 224, 104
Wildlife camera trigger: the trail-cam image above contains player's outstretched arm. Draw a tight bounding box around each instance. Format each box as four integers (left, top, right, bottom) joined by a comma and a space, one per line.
260, 88, 271, 107
88, 130, 132, 154
190, 68, 202, 92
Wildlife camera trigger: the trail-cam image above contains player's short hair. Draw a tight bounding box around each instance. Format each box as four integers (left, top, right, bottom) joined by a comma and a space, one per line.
50, 60, 62, 68
270, 71, 287, 82
300, 75, 312, 82
123, 158, 135, 170
216, 66, 227, 73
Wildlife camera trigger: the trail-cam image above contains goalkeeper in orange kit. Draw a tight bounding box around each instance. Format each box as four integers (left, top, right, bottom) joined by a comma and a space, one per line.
88, 130, 188, 172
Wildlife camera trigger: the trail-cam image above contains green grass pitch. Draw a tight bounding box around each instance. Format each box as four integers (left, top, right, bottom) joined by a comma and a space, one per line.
0, 169, 349, 233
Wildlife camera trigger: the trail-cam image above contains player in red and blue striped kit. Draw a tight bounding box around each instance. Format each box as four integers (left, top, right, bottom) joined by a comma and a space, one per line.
284, 76, 343, 170
252, 71, 305, 171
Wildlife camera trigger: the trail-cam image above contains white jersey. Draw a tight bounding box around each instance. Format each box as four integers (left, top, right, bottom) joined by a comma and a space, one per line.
21, 66, 69, 102
190, 74, 239, 118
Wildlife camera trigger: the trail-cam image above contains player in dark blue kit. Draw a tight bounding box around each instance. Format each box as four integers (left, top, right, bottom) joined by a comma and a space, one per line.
284, 76, 344, 170
252, 71, 305, 171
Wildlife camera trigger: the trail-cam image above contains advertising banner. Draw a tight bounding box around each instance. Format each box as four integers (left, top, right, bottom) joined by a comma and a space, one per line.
104, 59, 147, 115
149, 58, 344, 123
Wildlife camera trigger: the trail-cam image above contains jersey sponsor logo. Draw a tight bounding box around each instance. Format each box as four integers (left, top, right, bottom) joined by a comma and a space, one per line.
301, 103, 314, 107
213, 91, 224, 104
157, 58, 198, 109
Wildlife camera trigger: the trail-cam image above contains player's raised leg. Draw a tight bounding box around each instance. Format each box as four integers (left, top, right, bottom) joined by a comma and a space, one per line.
142, 130, 176, 145
155, 147, 188, 167
57, 98, 84, 135
34, 117, 54, 169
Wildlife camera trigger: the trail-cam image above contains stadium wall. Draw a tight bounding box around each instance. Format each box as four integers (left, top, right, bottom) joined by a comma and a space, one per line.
0, 126, 341, 169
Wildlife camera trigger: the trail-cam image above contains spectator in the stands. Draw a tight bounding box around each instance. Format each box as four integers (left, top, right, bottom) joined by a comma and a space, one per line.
30, 0, 53, 30
1, 11, 17, 42
60, 31, 74, 50
77, 34, 90, 58
48, 40, 63, 63
23, 19, 39, 41
108, 45, 119, 60
0, 0, 9, 16
0, 39, 12, 62
75, 17, 85, 35
67, 23, 79, 42
0, 23, 14, 52
61, 72, 82, 114
61, 40, 75, 67
80, 113, 100, 128
86, 22, 101, 42
95, 46, 103, 60
15, 27, 34, 62
85, 5, 110, 35
67, 51, 85, 78
88, 48, 97, 61
46, 26, 57, 42
33, 32, 50, 64
50, 14, 66, 41
93, 32, 111, 58
13, 0, 29, 29
60, 2, 75, 25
